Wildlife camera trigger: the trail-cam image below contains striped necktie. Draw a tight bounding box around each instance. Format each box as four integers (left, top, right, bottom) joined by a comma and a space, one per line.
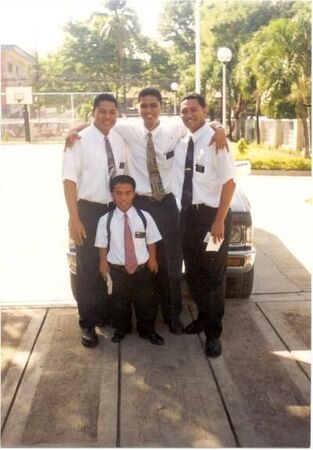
146, 132, 166, 201
124, 213, 138, 274
181, 137, 194, 210
104, 136, 116, 179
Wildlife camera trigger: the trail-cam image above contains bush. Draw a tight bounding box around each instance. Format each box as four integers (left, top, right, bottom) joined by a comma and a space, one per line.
250, 157, 311, 170
236, 138, 249, 156
234, 144, 311, 170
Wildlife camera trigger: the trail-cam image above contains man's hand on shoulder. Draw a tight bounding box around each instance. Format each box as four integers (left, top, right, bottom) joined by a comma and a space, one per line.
64, 123, 88, 150
208, 122, 229, 152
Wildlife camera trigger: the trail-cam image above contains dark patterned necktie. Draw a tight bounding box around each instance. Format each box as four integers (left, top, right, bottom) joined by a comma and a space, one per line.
181, 137, 194, 210
104, 136, 116, 179
146, 132, 166, 201
124, 213, 138, 274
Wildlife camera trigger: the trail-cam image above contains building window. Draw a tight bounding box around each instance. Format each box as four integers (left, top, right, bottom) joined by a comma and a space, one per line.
8, 62, 13, 73
16, 66, 19, 75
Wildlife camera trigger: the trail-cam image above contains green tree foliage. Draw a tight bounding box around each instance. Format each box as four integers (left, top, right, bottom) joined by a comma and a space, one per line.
236, 2, 311, 154
200, 1, 296, 118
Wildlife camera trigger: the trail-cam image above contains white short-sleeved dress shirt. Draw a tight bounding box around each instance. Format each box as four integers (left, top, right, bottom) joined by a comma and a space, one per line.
62, 124, 127, 204
114, 118, 185, 195
95, 206, 162, 265
173, 122, 236, 208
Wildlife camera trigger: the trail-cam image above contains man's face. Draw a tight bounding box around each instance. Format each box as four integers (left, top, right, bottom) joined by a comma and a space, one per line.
180, 98, 208, 133
93, 100, 118, 135
138, 95, 162, 130
112, 183, 135, 212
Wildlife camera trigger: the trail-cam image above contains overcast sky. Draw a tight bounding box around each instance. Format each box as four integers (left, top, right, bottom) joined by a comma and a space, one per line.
0, 0, 164, 56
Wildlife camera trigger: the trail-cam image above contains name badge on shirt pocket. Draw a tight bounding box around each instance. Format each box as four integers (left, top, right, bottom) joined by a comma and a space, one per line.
166, 150, 174, 160
135, 231, 146, 238
195, 164, 205, 173
119, 162, 125, 169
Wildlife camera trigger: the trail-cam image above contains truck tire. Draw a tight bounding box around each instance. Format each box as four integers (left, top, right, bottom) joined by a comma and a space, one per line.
70, 272, 77, 301
226, 267, 254, 299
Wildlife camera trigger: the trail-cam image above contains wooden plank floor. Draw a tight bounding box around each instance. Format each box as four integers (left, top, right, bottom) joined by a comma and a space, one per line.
1, 297, 311, 448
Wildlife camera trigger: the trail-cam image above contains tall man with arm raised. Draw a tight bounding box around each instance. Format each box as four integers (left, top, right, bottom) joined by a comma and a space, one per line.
173, 93, 236, 357
62, 93, 127, 347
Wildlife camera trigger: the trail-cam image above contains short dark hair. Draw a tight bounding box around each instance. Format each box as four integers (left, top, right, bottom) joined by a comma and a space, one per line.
138, 87, 162, 104
93, 93, 118, 110
181, 92, 206, 108
110, 175, 136, 192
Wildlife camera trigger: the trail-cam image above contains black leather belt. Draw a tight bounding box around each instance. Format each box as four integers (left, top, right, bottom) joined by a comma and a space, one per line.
110, 263, 146, 273
78, 199, 113, 208
138, 193, 171, 202
191, 204, 208, 210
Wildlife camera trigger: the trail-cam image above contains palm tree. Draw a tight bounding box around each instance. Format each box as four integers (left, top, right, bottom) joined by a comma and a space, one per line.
92, 0, 141, 100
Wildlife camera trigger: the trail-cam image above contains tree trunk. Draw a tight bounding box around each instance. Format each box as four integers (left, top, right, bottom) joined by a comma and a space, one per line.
255, 96, 261, 145
299, 101, 310, 158
233, 94, 244, 141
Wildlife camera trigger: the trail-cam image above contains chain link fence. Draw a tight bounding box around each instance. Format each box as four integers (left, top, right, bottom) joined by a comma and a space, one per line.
1, 92, 309, 150
1, 92, 174, 142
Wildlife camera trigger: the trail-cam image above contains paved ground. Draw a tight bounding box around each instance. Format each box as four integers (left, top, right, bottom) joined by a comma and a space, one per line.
1, 144, 311, 447
1, 227, 311, 447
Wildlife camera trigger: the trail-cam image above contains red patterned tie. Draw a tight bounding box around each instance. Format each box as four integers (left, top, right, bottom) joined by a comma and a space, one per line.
124, 213, 138, 274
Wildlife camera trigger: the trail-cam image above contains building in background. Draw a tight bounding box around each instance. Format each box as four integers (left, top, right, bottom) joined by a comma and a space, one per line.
1, 45, 36, 116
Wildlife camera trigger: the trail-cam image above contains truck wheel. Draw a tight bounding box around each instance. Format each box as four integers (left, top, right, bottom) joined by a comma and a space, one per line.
226, 268, 254, 299
70, 272, 77, 301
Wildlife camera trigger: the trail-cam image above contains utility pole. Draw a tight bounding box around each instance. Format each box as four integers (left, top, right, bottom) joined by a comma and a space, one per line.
195, 0, 201, 93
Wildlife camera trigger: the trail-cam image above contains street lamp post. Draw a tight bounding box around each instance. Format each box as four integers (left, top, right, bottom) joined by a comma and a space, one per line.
170, 82, 179, 115
217, 47, 232, 129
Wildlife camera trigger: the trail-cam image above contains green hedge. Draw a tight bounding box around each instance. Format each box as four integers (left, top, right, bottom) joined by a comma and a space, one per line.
246, 156, 311, 170
235, 141, 311, 170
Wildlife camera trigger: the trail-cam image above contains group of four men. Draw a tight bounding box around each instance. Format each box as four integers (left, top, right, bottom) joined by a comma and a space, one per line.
62, 87, 236, 358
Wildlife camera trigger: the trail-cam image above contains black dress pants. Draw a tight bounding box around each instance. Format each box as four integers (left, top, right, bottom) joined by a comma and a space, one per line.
110, 265, 158, 335
76, 199, 113, 328
181, 205, 232, 339
134, 193, 183, 326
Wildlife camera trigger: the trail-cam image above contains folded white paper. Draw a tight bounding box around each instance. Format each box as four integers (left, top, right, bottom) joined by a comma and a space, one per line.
103, 273, 113, 294
204, 232, 224, 252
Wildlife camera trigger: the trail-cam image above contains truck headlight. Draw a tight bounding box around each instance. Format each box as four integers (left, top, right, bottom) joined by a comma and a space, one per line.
230, 225, 244, 245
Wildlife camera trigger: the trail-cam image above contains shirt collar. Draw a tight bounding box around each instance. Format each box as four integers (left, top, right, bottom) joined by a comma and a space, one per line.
189, 122, 212, 143
143, 122, 161, 139
115, 206, 135, 220
91, 122, 112, 143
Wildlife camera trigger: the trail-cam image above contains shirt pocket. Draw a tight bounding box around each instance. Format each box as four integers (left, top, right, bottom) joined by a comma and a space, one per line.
193, 149, 219, 186
116, 160, 126, 174
162, 148, 175, 170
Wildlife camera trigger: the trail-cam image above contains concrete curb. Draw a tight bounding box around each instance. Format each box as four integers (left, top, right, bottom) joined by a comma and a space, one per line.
251, 169, 311, 176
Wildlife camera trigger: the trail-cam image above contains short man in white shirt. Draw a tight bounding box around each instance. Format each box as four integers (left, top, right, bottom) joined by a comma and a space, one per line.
173, 93, 236, 357
95, 175, 164, 345
62, 93, 127, 347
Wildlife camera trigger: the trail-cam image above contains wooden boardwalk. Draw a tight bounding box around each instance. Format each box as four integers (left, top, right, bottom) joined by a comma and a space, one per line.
1, 287, 310, 448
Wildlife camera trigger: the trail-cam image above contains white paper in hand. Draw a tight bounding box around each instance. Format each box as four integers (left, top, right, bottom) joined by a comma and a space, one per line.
103, 273, 113, 294
204, 231, 224, 252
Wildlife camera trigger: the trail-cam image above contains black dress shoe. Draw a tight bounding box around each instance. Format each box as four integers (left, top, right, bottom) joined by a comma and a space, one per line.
81, 328, 98, 347
168, 320, 185, 335
139, 331, 165, 345
111, 330, 126, 343
184, 320, 204, 335
205, 338, 222, 358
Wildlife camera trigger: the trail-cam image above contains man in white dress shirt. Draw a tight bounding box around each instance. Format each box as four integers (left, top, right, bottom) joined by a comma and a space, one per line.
95, 175, 164, 345
62, 93, 127, 347
173, 92, 236, 357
